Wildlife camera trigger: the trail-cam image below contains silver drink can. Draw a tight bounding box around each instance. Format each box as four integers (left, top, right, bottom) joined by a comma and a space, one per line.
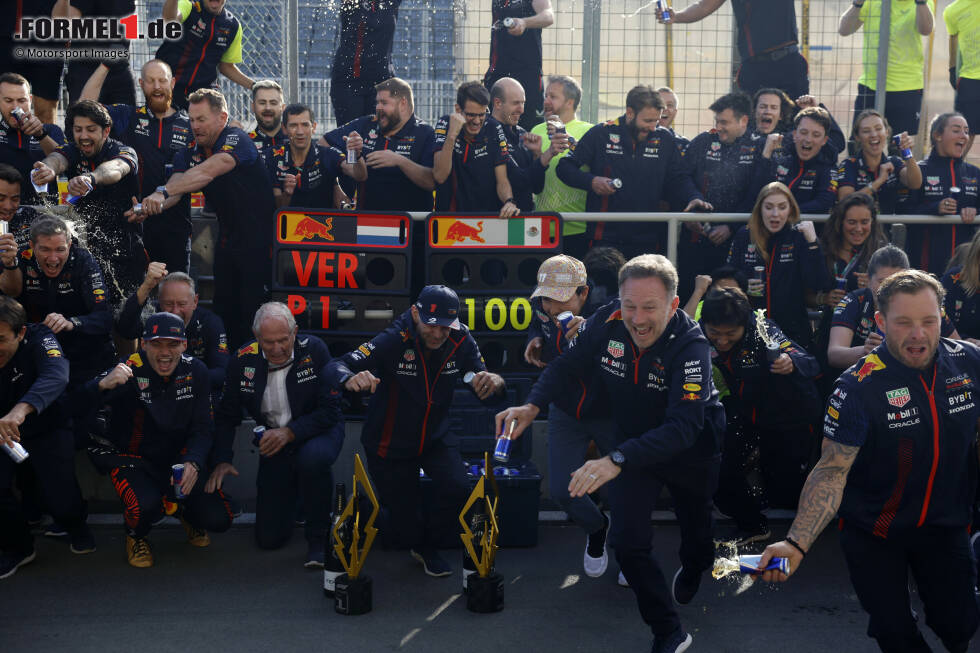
3, 440, 29, 463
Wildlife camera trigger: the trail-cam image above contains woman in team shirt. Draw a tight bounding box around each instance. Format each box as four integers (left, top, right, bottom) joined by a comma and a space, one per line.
727, 182, 831, 348
942, 228, 980, 343
828, 245, 960, 371
837, 109, 922, 214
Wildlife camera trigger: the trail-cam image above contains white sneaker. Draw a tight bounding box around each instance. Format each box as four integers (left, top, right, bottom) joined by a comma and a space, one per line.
583, 521, 609, 577
618, 570, 630, 587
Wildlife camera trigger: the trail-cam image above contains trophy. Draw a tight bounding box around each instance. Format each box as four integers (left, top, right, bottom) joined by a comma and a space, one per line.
331, 454, 380, 615
459, 452, 504, 613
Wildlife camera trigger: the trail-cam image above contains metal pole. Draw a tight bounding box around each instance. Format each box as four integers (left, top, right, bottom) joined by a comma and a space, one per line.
801, 0, 810, 61
581, 0, 601, 123
667, 217, 679, 265
874, 0, 891, 114
286, 0, 299, 102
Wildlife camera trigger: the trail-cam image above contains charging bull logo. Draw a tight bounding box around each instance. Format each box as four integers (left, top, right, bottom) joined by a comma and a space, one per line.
446, 220, 485, 243
293, 217, 334, 241
852, 353, 885, 382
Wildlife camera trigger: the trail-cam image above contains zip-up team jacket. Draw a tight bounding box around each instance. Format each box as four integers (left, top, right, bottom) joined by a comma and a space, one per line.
214, 335, 344, 466
325, 311, 503, 460
526, 293, 609, 420
727, 224, 832, 347
527, 302, 725, 467
77, 352, 212, 471
901, 151, 980, 272
824, 340, 980, 538
706, 315, 821, 430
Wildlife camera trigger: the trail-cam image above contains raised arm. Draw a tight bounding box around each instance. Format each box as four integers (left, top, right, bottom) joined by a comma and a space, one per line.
668, 0, 727, 24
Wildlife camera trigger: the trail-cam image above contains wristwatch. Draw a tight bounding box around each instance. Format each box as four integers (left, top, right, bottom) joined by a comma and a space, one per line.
155, 185, 170, 200
70, 317, 82, 329
609, 449, 626, 468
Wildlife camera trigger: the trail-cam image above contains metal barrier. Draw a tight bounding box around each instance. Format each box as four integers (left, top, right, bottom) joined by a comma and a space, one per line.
400, 212, 969, 266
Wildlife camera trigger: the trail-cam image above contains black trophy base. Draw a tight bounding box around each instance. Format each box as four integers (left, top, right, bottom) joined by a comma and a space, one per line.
466, 572, 504, 613
335, 573, 372, 615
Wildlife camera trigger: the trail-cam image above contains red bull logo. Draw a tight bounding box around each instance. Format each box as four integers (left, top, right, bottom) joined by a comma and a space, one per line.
852, 353, 885, 382
446, 220, 485, 243
293, 216, 334, 242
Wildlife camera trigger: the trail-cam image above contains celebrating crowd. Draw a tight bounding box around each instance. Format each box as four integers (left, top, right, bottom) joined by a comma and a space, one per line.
2, 0, 980, 652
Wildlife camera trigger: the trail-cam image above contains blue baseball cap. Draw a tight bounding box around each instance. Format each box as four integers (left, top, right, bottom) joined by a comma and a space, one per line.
415, 285, 461, 329
142, 312, 187, 341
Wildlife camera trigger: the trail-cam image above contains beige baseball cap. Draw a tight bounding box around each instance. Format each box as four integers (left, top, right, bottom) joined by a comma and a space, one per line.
531, 255, 587, 302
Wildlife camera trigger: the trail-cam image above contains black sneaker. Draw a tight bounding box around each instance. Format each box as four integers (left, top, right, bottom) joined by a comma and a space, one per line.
0, 549, 36, 580
305, 538, 325, 569
671, 567, 702, 605
713, 524, 771, 546
410, 548, 452, 577
43, 522, 68, 539
584, 515, 609, 577
69, 524, 96, 554
652, 628, 692, 653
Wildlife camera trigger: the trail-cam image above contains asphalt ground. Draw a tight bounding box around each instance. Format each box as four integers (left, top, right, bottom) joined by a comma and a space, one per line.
1, 520, 961, 653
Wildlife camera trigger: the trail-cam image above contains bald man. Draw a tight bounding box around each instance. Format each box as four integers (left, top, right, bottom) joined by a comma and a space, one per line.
490, 77, 559, 213
81, 60, 194, 273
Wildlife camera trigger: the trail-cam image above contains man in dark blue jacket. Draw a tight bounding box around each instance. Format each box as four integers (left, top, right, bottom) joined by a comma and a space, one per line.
81, 59, 195, 273
80, 312, 231, 568
0, 297, 92, 579
498, 255, 724, 653
524, 255, 617, 578
0, 216, 116, 391
677, 92, 763, 301
115, 268, 229, 397
700, 288, 821, 545
326, 285, 506, 577
761, 270, 980, 653
136, 88, 275, 349
0, 73, 65, 206
209, 302, 344, 567
489, 78, 549, 213
31, 100, 145, 306
556, 85, 704, 258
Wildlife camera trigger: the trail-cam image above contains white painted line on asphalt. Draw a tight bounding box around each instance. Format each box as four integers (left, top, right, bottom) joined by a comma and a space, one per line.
559, 574, 580, 589
399, 628, 421, 647
426, 594, 460, 621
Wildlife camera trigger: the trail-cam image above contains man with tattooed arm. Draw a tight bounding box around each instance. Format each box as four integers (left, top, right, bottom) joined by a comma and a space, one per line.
759, 269, 979, 653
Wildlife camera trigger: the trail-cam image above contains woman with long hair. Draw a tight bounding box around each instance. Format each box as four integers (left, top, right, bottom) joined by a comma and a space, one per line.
727, 182, 831, 348
942, 228, 980, 343
903, 112, 979, 273
837, 109, 922, 214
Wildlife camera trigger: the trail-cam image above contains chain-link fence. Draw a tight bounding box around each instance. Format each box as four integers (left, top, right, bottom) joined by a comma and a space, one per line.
118, 0, 956, 152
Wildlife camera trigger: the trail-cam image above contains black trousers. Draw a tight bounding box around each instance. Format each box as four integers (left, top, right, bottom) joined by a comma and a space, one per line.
330, 82, 377, 129
840, 523, 978, 653
109, 463, 232, 539
254, 429, 340, 549
366, 438, 470, 551
736, 50, 810, 100
854, 85, 924, 136
608, 456, 720, 637
715, 422, 814, 530
484, 68, 543, 132
213, 244, 269, 350
143, 217, 191, 274
0, 427, 86, 555
66, 60, 136, 107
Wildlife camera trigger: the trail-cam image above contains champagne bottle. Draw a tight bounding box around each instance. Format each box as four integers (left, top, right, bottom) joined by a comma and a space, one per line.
323, 483, 347, 597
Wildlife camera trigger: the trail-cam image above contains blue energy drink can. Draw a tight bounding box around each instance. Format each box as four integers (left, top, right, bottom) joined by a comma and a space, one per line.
556, 311, 574, 331
11, 107, 27, 124
469, 464, 481, 476
893, 134, 912, 159
738, 554, 790, 575
172, 463, 186, 499
835, 276, 847, 291
656, 0, 671, 21
493, 435, 512, 463
252, 425, 266, 447
66, 177, 93, 205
